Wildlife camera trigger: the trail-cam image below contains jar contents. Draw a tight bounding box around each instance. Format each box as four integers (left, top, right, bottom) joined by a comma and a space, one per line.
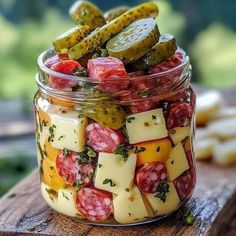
35, 0, 196, 225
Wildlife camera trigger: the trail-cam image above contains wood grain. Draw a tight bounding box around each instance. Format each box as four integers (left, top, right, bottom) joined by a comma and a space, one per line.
1, 87, 236, 236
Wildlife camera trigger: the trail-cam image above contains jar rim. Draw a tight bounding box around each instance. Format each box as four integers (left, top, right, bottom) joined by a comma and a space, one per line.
37, 47, 189, 83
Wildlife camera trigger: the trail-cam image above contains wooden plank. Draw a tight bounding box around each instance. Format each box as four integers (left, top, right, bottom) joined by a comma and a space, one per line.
0, 162, 235, 236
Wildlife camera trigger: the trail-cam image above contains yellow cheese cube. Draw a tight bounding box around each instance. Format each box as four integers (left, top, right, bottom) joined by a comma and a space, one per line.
113, 186, 149, 224
57, 188, 81, 217
135, 138, 172, 166
126, 108, 168, 144
49, 111, 87, 152
144, 182, 180, 216
165, 143, 189, 181
169, 126, 190, 145
94, 152, 137, 194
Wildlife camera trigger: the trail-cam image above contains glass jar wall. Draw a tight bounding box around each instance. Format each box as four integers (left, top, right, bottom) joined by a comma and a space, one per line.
34, 48, 196, 226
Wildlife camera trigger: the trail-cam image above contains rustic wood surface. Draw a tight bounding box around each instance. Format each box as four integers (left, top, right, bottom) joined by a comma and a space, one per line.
0, 87, 236, 236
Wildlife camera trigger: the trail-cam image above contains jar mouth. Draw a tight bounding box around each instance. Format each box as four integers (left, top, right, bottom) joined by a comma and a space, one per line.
37, 47, 189, 83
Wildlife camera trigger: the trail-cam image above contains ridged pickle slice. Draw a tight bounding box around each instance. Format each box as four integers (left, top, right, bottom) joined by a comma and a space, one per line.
53, 25, 91, 54
68, 2, 159, 60
69, 0, 105, 30
104, 6, 129, 22
106, 18, 160, 64
129, 33, 177, 70
77, 103, 126, 130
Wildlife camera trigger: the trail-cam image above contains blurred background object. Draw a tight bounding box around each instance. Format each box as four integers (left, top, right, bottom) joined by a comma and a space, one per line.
0, 0, 236, 196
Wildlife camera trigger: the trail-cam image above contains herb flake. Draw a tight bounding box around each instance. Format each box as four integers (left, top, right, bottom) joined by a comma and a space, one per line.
126, 117, 135, 123
103, 178, 116, 187
115, 145, 129, 162
154, 181, 170, 203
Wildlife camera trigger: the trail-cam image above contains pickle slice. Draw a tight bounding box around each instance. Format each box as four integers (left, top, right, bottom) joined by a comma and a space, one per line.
106, 18, 160, 64
104, 6, 129, 22
53, 25, 90, 54
128, 34, 177, 71
69, 0, 105, 30
77, 103, 126, 130
68, 2, 159, 60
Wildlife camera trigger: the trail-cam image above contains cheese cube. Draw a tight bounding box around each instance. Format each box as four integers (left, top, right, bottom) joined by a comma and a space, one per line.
213, 139, 236, 166
126, 108, 168, 144
144, 182, 180, 216
195, 138, 218, 160
113, 186, 149, 223
57, 188, 81, 217
165, 143, 189, 181
49, 111, 87, 152
41, 182, 58, 210
169, 126, 190, 145
95, 152, 137, 194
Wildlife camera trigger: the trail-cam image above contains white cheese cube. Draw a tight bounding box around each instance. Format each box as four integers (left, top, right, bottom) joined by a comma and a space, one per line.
213, 139, 236, 166
126, 108, 168, 144
165, 143, 189, 181
57, 188, 81, 217
195, 138, 218, 160
95, 152, 137, 194
49, 111, 87, 152
211, 107, 236, 120
169, 126, 190, 145
144, 182, 180, 216
207, 118, 236, 140
196, 91, 222, 125
113, 186, 149, 224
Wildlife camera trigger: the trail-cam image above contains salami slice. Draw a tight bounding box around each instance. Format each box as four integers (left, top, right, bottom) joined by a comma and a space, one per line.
135, 162, 168, 193
85, 123, 123, 152
56, 151, 94, 185
166, 102, 193, 129
174, 170, 195, 201
76, 187, 113, 222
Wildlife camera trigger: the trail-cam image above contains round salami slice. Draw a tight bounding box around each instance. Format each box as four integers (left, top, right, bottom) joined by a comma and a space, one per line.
56, 151, 94, 185
174, 171, 195, 201
76, 187, 113, 222
166, 102, 193, 129
85, 123, 123, 152
135, 162, 168, 193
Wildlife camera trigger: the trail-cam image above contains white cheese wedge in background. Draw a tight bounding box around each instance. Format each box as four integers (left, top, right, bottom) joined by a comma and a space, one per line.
57, 188, 81, 217
165, 143, 189, 181
113, 186, 149, 224
207, 117, 236, 140
213, 139, 236, 166
169, 126, 190, 145
126, 108, 168, 144
196, 91, 222, 125
195, 138, 218, 160
144, 182, 180, 216
195, 128, 212, 140
211, 107, 236, 120
49, 111, 87, 152
95, 152, 137, 194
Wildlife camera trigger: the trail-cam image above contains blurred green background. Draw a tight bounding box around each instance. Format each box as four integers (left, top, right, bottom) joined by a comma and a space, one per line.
0, 0, 236, 196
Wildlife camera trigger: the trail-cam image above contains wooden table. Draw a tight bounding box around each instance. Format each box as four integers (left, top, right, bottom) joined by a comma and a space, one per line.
1, 88, 236, 236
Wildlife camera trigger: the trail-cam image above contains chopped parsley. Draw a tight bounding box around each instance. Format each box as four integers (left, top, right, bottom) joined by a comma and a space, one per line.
97, 163, 102, 168
126, 117, 135, 123
73, 179, 84, 187
63, 148, 69, 157
103, 178, 116, 187
134, 146, 146, 154
48, 124, 56, 142
58, 135, 65, 141
152, 115, 157, 120
115, 145, 129, 162
42, 120, 48, 127
154, 181, 170, 203
62, 192, 69, 200
45, 188, 58, 202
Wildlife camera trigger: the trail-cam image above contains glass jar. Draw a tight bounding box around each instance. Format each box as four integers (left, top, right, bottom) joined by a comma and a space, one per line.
34, 48, 196, 226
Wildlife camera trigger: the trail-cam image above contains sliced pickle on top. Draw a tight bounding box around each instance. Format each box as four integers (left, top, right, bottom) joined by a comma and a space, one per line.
106, 18, 160, 64
104, 6, 130, 22
53, 25, 90, 54
128, 33, 177, 71
68, 2, 159, 60
69, 0, 105, 30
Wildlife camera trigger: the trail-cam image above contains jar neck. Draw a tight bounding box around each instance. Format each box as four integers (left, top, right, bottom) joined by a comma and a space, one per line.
36, 48, 191, 105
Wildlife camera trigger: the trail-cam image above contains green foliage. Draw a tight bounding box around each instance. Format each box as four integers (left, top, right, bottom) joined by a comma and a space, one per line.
0, 9, 74, 99
190, 23, 236, 87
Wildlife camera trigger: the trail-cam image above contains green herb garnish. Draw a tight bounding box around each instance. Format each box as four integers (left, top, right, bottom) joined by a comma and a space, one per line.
115, 145, 129, 162
73, 179, 84, 187
48, 124, 56, 142
103, 178, 116, 187
63, 148, 69, 157
154, 181, 170, 203
126, 117, 135, 123
134, 146, 146, 154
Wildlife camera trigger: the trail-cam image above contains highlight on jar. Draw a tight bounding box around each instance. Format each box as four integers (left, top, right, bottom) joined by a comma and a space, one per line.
34, 0, 196, 225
